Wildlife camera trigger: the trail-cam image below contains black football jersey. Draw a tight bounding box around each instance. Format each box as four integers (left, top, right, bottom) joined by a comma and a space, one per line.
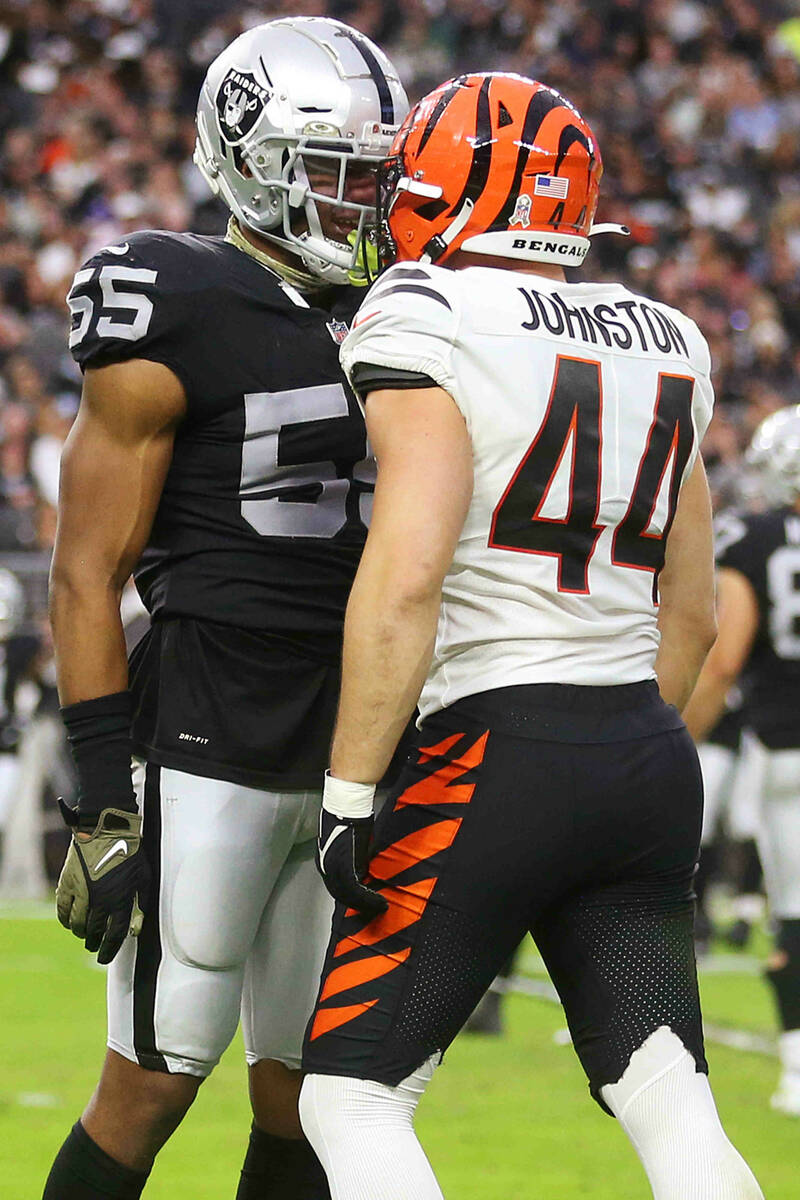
67, 230, 373, 788
718, 506, 800, 749
705, 701, 742, 752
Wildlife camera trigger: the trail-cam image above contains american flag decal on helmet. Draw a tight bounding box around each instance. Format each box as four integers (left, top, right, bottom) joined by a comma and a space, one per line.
533, 174, 570, 199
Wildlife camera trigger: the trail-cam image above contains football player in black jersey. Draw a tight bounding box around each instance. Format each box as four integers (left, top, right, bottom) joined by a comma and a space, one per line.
43, 18, 407, 1200
686, 405, 800, 1116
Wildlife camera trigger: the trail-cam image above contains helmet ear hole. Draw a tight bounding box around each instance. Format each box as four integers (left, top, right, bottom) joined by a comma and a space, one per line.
231, 145, 249, 178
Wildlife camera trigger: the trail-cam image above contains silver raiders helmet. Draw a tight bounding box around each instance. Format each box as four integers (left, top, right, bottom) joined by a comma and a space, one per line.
194, 16, 408, 284
746, 405, 800, 506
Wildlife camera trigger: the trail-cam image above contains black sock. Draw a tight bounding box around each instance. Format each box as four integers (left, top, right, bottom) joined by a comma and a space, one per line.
236, 1125, 330, 1200
733, 837, 763, 896
766, 920, 800, 1031
42, 1121, 149, 1199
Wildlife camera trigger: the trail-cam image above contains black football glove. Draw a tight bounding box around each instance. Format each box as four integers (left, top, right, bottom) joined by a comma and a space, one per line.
56, 798, 151, 965
317, 803, 388, 920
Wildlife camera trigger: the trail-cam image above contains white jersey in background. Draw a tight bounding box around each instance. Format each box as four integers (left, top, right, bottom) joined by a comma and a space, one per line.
340, 263, 714, 720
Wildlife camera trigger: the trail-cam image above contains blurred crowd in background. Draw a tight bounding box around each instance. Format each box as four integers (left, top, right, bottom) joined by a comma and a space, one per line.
0, 0, 795, 899
0, 0, 799, 563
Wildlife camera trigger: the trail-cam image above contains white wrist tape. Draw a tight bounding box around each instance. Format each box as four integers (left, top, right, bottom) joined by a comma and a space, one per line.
323, 771, 376, 820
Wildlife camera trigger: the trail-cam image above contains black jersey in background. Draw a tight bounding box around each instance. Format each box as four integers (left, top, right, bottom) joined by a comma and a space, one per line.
67, 230, 374, 789
718, 506, 800, 750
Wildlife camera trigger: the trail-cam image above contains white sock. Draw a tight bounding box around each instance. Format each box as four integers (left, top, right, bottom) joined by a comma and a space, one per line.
779, 1028, 800, 1074
602, 1027, 763, 1200
299, 1058, 443, 1200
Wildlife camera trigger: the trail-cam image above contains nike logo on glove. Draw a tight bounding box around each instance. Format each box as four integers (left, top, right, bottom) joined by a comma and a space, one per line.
318, 823, 348, 875
94, 840, 129, 872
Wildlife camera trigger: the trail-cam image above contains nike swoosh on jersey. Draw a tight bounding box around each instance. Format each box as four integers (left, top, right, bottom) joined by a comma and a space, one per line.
319, 823, 348, 874
94, 839, 129, 872
352, 309, 382, 330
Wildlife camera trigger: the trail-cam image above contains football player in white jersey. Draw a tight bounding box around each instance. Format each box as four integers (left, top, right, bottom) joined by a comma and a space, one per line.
297, 74, 764, 1199
686, 407, 800, 1116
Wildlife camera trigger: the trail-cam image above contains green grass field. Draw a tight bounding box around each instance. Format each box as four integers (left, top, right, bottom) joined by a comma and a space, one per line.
1, 909, 796, 1199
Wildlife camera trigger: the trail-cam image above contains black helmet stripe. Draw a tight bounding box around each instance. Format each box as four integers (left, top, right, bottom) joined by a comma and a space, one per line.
406, 83, 467, 223
417, 78, 465, 156
554, 124, 593, 175
489, 87, 566, 230
338, 28, 394, 124
414, 197, 450, 221
446, 74, 495, 217
258, 56, 274, 89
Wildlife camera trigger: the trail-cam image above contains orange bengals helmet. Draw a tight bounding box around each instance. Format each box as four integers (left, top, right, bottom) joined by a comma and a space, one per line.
377, 72, 625, 269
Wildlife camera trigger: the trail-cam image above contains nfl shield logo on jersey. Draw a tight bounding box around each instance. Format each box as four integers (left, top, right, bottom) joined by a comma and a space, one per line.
216, 68, 270, 144
509, 194, 532, 229
326, 319, 350, 345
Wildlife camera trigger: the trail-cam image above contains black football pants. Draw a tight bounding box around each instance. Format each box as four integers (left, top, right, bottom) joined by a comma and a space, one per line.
303, 681, 707, 1106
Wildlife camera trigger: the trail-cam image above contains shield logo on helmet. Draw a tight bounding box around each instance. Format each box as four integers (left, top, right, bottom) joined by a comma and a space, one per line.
509, 194, 532, 229
216, 68, 271, 145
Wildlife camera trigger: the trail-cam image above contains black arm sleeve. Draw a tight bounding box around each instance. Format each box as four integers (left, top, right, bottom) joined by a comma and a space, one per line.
349, 362, 440, 400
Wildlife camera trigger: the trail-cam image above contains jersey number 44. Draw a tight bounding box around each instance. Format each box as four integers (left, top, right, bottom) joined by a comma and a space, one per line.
488, 355, 695, 600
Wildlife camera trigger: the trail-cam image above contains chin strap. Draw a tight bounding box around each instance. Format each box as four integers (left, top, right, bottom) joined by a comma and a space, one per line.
420, 198, 475, 265
225, 218, 328, 293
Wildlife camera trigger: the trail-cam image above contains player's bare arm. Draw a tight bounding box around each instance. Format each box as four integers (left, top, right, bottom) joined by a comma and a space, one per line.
317, 384, 472, 919
682, 565, 759, 741
653, 455, 717, 711
49, 359, 184, 964
50, 359, 185, 705
330, 385, 473, 785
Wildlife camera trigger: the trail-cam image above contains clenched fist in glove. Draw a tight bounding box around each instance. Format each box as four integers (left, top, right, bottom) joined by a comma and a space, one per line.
56, 799, 151, 965
316, 772, 387, 919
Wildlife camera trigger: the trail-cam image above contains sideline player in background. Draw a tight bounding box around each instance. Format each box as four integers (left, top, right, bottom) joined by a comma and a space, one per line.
693, 503, 765, 953
44, 18, 406, 1200
298, 73, 763, 1199
685, 406, 800, 1117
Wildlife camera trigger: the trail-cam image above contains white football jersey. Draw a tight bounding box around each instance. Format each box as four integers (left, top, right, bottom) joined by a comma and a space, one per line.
340, 263, 714, 721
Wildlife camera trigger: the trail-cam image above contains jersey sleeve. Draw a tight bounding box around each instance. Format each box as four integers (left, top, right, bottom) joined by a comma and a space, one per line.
339, 264, 460, 404
66, 231, 207, 396
668, 306, 715, 443
652, 299, 715, 443
690, 324, 715, 444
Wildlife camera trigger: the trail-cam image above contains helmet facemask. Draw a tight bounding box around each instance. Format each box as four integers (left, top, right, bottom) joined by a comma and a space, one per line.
375, 150, 451, 272
196, 121, 389, 285
271, 139, 384, 285
376, 154, 404, 269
